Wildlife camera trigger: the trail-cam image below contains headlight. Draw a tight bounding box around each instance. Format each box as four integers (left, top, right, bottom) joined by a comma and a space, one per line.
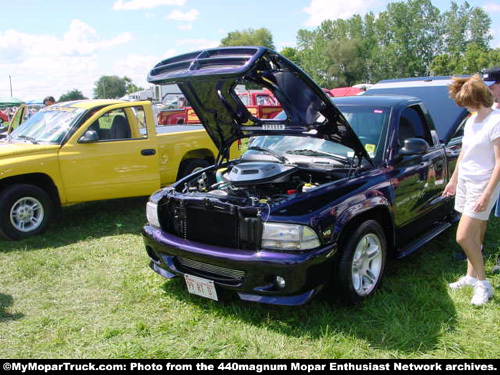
149, 188, 169, 204
146, 201, 160, 228
261, 223, 320, 250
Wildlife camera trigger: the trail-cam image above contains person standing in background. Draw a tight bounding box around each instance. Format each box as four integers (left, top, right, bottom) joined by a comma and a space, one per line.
43, 96, 56, 106
483, 67, 500, 274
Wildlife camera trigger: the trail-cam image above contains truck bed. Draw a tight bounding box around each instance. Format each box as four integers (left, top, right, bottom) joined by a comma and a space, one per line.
155, 124, 204, 134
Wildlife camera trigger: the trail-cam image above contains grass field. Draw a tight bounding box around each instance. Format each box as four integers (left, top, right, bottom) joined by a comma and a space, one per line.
1, 197, 499, 359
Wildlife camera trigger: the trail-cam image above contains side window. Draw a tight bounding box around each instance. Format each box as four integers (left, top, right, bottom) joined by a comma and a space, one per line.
398, 106, 432, 147
239, 93, 250, 105
449, 115, 468, 144
130, 106, 148, 138
90, 108, 131, 141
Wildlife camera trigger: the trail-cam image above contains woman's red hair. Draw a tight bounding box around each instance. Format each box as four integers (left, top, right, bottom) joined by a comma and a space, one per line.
448, 74, 494, 109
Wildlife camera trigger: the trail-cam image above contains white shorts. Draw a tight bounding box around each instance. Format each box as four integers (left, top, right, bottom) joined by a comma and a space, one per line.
455, 178, 500, 220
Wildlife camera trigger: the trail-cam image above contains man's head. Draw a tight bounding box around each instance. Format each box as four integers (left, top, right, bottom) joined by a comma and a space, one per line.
483, 67, 500, 104
43, 96, 56, 106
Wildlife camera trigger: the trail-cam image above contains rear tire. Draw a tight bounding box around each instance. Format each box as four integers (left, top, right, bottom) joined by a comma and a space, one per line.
0, 184, 53, 241
333, 220, 386, 305
178, 159, 210, 179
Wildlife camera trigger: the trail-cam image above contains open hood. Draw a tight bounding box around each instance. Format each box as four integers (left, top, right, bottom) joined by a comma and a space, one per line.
147, 47, 371, 164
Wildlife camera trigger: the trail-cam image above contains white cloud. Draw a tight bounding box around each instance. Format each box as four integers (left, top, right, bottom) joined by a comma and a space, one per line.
179, 24, 193, 30
112, 50, 179, 90
0, 20, 134, 100
63, 20, 133, 55
174, 39, 219, 50
113, 0, 186, 10
113, 53, 163, 89
483, 3, 500, 13
166, 9, 199, 22
303, 0, 370, 27
0, 20, 132, 63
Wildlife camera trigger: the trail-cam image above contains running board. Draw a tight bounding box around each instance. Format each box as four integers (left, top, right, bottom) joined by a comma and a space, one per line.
396, 221, 452, 259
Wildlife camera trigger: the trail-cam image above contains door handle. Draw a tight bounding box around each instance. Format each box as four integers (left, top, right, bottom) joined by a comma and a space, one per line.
141, 149, 156, 156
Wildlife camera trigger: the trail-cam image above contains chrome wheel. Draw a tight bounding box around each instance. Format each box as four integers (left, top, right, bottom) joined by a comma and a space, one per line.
10, 196, 45, 232
351, 233, 383, 296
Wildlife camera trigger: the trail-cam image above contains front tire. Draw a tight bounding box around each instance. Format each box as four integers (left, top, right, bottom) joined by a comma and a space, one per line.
0, 184, 53, 241
333, 220, 386, 305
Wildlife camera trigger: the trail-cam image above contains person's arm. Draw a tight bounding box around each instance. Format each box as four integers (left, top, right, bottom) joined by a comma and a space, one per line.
442, 149, 464, 197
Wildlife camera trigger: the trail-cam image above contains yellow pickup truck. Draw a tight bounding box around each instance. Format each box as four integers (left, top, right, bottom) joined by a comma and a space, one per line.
0, 99, 232, 240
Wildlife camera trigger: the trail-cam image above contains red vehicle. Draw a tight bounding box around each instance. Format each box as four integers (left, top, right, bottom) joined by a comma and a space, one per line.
329, 86, 362, 97
0, 110, 8, 124
185, 89, 282, 124
158, 108, 187, 125
157, 94, 188, 125
158, 89, 282, 125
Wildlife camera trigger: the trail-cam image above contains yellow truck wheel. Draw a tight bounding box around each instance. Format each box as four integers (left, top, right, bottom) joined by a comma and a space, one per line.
178, 159, 210, 179
0, 184, 53, 241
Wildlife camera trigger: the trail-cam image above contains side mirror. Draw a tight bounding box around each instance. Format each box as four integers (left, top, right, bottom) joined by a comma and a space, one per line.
399, 138, 429, 156
79, 130, 99, 143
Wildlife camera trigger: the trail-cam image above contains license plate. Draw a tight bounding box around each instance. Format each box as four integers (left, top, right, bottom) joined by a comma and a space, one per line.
184, 274, 218, 301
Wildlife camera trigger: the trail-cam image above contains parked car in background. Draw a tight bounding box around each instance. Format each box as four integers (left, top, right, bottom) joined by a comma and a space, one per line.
0, 110, 8, 124
362, 76, 469, 145
0, 105, 26, 139
329, 86, 362, 97
158, 87, 282, 126
0, 99, 240, 240
142, 47, 466, 306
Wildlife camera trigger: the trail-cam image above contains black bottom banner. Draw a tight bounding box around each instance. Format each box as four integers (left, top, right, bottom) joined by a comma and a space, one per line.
1, 359, 498, 374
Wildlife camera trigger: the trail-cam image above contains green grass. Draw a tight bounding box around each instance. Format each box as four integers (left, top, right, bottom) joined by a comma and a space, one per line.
1, 197, 499, 359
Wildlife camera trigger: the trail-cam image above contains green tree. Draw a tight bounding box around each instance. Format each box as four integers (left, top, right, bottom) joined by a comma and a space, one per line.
124, 76, 144, 95
220, 28, 275, 50
430, 1, 492, 75
93, 76, 127, 99
294, 0, 494, 85
372, 0, 442, 78
295, 14, 378, 86
58, 89, 87, 102
442, 1, 491, 56
279, 47, 300, 64
327, 38, 365, 87
431, 47, 500, 76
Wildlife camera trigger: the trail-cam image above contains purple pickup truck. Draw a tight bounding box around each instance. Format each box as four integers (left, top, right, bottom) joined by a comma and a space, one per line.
142, 47, 467, 306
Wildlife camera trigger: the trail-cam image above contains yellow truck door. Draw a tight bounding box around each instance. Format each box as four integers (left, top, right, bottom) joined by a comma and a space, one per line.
58, 102, 160, 204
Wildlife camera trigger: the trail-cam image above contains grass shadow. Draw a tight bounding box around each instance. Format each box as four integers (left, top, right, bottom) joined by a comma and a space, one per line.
0, 196, 148, 252
159, 238, 462, 354
0, 293, 24, 322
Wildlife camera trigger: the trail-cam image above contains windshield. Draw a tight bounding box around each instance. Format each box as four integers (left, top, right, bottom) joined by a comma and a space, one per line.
335, 105, 389, 162
248, 136, 352, 166
261, 105, 389, 163
9, 106, 86, 144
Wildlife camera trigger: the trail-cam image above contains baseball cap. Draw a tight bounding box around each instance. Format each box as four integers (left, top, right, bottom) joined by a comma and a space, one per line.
482, 67, 500, 86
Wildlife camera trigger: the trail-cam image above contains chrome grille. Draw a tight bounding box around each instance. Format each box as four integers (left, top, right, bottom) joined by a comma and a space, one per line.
176, 257, 245, 281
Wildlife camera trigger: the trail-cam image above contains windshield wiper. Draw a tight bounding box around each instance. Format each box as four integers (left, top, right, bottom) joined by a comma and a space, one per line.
248, 146, 288, 163
286, 149, 350, 164
17, 135, 39, 144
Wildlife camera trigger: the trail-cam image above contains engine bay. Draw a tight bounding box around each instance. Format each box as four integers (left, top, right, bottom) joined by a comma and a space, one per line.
179, 160, 350, 208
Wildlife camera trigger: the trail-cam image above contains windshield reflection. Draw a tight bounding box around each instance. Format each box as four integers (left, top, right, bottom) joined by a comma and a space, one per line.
261, 105, 389, 163
9, 106, 85, 144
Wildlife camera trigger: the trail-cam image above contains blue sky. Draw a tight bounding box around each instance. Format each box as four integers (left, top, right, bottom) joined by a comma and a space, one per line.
1, 0, 499, 101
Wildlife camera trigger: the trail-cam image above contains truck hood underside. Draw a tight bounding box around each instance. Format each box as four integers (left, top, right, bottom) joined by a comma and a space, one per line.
147, 46, 371, 164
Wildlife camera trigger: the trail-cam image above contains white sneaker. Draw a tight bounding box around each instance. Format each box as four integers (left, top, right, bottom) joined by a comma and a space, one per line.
471, 280, 494, 306
449, 275, 477, 290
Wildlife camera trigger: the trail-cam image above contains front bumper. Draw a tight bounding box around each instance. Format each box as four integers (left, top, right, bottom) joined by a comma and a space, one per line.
142, 224, 337, 306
